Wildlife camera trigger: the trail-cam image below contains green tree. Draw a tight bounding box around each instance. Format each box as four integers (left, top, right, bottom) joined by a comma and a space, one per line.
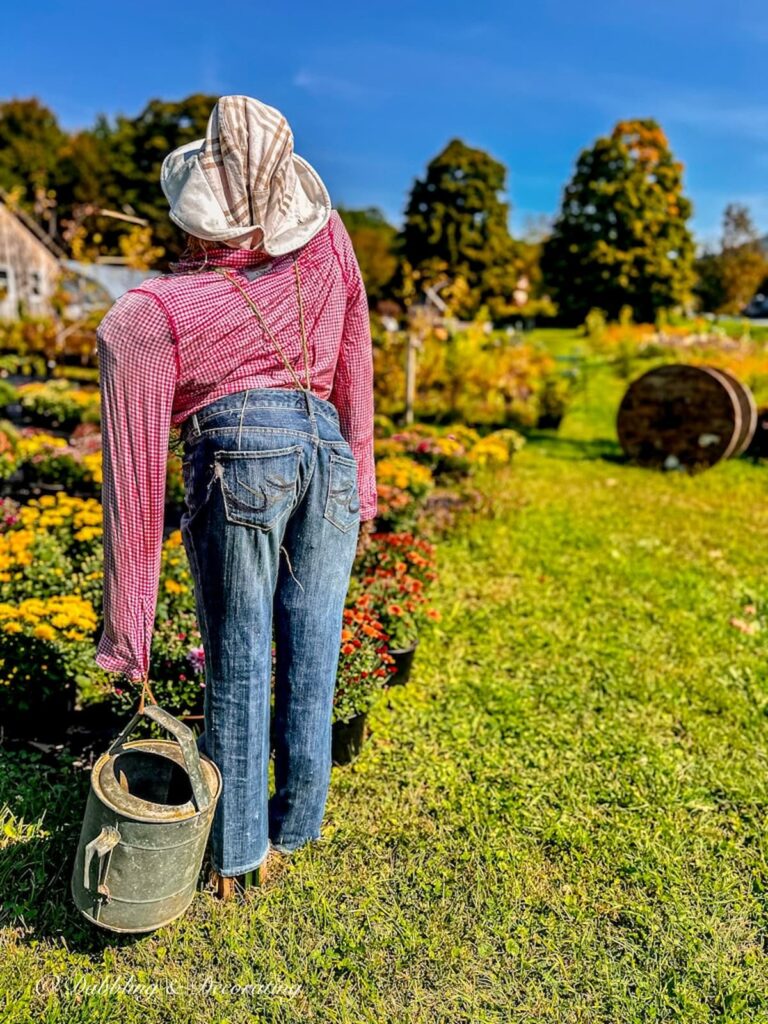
96, 94, 217, 260
336, 205, 399, 307
398, 139, 521, 320
694, 204, 768, 314
54, 128, 116, 259
0, 98, 68, 231
541, 119, 696, 323
0, 94, 218, 264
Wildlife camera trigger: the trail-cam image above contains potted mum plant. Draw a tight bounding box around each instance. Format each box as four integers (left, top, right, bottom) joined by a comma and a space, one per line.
349, 531, 440, 688
0, 594, 101, 740
332, 594, 395, 765
390, 428, 473, 482
108, 612, 207, 729
361, 571, 441, 686
372, 456, 434, 533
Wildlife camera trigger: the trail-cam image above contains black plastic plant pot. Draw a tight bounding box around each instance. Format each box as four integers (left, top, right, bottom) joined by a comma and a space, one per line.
331, 712, 368, 766
371, 517, 395, 535
537, 412, 564, 430
385, 642, 418, 688
3, 684, 76, 741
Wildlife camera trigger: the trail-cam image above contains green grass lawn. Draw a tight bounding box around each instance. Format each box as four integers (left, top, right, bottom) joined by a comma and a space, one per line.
3, 372, 768, 1021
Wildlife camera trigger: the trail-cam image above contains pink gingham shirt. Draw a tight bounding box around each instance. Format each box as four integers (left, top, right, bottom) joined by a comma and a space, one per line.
94, 209, 376, 682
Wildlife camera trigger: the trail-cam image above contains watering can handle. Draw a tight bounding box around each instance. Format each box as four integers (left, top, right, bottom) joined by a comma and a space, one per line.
107, 704, 212, 811
83, 825, 121, 896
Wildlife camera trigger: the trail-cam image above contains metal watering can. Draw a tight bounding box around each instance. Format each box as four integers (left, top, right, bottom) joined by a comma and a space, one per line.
71, 687, 222, 933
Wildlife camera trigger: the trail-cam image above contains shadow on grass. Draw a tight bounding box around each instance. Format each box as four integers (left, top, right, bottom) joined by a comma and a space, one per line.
0, 744, 153, 952
524, 430, 627, 464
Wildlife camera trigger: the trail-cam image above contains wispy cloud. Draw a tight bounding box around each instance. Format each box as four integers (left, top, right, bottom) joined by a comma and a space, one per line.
649, 94, 768, 143
562, 72, 768, 144
307, 40, 768, 146
292, 70, 387, 102
199, 49, 225, 95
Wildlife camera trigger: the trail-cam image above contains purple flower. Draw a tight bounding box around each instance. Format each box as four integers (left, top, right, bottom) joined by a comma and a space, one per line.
186, 645, 205, 673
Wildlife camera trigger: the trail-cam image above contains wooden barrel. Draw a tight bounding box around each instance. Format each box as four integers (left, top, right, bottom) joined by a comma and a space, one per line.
617, 364, 744, 470
708, 367, 757, 457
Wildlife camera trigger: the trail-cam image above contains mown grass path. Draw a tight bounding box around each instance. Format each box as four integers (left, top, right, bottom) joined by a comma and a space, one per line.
3, 441, 768, 1022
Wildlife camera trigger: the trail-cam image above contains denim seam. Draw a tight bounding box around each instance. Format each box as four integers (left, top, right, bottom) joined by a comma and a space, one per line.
192, 425, 317, 440
184, 388, 338, 422
194, 398, 325, 429
180, 521, 215, 739
237, 389, 251, 448
185, 427, 352, 450
329, 451, 358, 468
215, 451, 302, 532
181, 464, 218, 526
316, 408, 341, 431
293, 437, 318, 512
213, 444, 304, 460
323, 468, 362, 532
270, 834, 321, 853
189, 403, 340, 434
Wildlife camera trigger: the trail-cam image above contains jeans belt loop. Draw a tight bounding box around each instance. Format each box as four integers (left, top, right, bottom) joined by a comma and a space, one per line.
192, 412, 201, 437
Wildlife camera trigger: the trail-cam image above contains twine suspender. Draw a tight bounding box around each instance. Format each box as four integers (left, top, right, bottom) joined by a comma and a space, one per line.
212, 256, 312, 393
137, 605, 158, 712
137, 670, 158, 713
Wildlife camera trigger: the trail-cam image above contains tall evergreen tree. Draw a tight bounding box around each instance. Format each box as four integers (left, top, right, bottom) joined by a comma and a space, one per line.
541, 119, 695, 323
399, 139, 521, 320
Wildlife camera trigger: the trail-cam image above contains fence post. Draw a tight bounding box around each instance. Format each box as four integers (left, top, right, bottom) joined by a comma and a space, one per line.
404, 330, 418, 425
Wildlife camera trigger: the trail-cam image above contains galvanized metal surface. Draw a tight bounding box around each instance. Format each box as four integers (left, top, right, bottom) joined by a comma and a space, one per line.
71, 704, 222, 933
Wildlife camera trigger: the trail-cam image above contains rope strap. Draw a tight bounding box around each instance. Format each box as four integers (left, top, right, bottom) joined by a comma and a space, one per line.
212, 255, 312, 393
137, 669, 158, 714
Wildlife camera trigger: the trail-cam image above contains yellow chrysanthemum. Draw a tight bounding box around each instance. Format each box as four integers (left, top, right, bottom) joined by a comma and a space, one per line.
82, 452, 103, 484
74, 526, 102, 542
33, 624, 57, 642
376, 457, 433, 493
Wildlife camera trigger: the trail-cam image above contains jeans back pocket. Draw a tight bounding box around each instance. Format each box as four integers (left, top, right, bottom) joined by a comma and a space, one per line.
213, 444, 303, 531
323, 451, 361, 533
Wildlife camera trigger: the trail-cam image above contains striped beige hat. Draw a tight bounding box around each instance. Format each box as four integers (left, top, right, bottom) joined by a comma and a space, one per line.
160, 95, 332, 255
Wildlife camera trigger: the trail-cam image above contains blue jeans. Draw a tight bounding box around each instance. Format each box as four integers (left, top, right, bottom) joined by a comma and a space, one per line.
178, 387, 361, 876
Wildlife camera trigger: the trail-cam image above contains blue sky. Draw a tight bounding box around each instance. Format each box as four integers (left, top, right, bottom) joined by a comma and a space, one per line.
3, 0, 766, 246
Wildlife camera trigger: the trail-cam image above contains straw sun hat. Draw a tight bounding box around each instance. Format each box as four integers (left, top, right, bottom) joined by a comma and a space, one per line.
160, 94, 332, 256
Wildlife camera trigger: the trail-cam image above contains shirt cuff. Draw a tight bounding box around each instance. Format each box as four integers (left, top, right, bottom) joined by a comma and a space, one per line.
95, 634, 145, 682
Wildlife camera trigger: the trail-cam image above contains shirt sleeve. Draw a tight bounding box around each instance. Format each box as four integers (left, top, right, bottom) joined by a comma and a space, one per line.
94, 288, 178, 682
328, 214, 377, 521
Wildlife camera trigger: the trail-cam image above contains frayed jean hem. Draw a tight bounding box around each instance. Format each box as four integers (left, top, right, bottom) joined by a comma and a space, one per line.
269, 835, 321, 855
211, 844, 271, 877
